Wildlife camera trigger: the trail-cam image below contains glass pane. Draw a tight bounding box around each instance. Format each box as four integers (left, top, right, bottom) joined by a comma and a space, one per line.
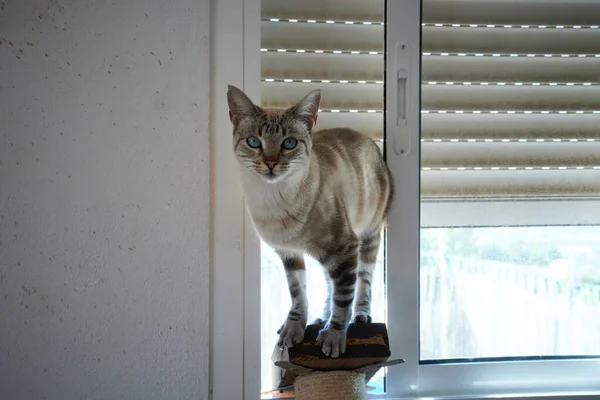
420, 0, 600, 362
420, 226, 600, 360
258, 0, 386, 396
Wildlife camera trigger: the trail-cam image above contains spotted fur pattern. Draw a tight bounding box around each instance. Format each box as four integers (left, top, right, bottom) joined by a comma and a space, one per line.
227, 85, 394, 358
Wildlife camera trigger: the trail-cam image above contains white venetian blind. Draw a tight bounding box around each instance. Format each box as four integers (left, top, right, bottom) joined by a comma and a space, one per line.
260, 0, 600, 199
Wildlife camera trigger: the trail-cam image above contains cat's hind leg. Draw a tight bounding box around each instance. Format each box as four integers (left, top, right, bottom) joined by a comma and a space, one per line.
276, 251, 308, 348
353, 230, 382, 323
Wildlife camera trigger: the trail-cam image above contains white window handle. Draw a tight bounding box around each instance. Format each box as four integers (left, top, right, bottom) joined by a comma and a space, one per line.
392, 42, 411, 156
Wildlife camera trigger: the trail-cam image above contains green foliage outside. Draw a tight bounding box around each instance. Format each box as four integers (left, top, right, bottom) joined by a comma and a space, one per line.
421, 226, 600, 283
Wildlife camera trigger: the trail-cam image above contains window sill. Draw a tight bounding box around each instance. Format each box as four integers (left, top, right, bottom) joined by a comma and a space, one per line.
380, 392, 600, 400
262, 390, 600, 400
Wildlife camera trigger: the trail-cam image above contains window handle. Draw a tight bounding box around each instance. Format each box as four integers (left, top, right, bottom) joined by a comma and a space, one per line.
392, 42, 411, 156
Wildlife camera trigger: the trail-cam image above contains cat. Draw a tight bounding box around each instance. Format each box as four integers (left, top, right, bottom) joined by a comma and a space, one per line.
227, 85, 394, 358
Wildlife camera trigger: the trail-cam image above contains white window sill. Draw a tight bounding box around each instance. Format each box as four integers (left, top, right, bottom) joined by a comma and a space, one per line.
375, 392, 600, 400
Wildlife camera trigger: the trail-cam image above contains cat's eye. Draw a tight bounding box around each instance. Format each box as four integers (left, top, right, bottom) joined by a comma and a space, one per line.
282, 138, 298, 150
246, 136, 261, 149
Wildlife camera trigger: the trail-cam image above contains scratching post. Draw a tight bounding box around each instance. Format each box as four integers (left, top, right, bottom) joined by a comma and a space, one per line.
269, 323, 404, 399
294, 370, 367, 400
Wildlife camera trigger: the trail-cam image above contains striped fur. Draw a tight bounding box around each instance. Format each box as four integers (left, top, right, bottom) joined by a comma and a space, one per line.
227, 85, 394, 358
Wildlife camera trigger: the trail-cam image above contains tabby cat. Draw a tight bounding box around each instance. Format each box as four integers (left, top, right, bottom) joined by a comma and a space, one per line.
227, 85, 394, 358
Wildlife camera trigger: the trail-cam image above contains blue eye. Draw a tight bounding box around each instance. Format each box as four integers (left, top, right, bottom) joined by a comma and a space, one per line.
246, 136, 261, 148
282, 138, 298, 150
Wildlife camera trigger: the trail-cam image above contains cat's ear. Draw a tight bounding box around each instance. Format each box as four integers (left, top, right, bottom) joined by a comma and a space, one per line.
288, 89, 321, 131
227, 85, 260, 128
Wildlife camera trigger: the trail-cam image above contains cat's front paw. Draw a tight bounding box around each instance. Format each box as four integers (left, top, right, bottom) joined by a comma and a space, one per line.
316, 325, 347, 358
277, 318, 306, 348
352, 312, 372, 324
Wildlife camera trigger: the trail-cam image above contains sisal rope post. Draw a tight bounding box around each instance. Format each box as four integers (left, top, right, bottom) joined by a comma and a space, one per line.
274, 358, 404, 399
294, 370, 367, 400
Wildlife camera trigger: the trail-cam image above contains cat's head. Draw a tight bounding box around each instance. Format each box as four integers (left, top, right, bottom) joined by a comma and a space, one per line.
227, 85, 321, 184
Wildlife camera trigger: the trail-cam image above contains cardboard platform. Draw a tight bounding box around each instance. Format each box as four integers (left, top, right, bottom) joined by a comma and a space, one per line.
270, 323, 391, 390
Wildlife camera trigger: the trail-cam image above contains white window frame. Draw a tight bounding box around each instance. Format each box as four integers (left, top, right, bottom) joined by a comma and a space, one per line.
210, 0, 261, 398
384, 1, 600, 399
210, 0, 600, 398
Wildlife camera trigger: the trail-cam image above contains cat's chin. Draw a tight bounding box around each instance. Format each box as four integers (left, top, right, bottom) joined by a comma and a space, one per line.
261, 171, 285, 184
241, 166, 296, 185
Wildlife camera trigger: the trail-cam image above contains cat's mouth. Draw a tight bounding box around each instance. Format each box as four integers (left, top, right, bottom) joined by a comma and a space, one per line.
265, 170, 277, 179
261, 169, 282, 182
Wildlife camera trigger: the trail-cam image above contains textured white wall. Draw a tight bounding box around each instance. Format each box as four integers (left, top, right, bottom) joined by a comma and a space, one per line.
0, 1, 210, 399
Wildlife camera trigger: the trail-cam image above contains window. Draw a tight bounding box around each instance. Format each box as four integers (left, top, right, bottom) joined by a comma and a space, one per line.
417, 0, 600, 366
386, 0, 600, 397
212, 0, 600, 398
420, 225, 600, 360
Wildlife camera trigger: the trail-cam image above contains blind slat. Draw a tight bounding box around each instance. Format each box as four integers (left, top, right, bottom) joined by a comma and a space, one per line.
262, 0, 383, 20
422, 142, 600, 169
261, 52, 383, 81
423, 113, 600, 141
422, 56, 600, 82
262, 21, 383, 52
423, 0, 600, 26
263, 81, 600, 113
423, 26, 600, 54
422, 169, 600, 199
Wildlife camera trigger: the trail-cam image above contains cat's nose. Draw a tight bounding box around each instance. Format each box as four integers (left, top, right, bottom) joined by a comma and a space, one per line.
265, 160, 278, 170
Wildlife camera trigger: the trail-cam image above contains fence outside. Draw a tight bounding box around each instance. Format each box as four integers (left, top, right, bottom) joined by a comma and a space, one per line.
421, 254, 600, 359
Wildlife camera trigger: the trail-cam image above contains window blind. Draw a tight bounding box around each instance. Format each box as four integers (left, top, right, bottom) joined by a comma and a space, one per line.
260, 0, 600, 199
